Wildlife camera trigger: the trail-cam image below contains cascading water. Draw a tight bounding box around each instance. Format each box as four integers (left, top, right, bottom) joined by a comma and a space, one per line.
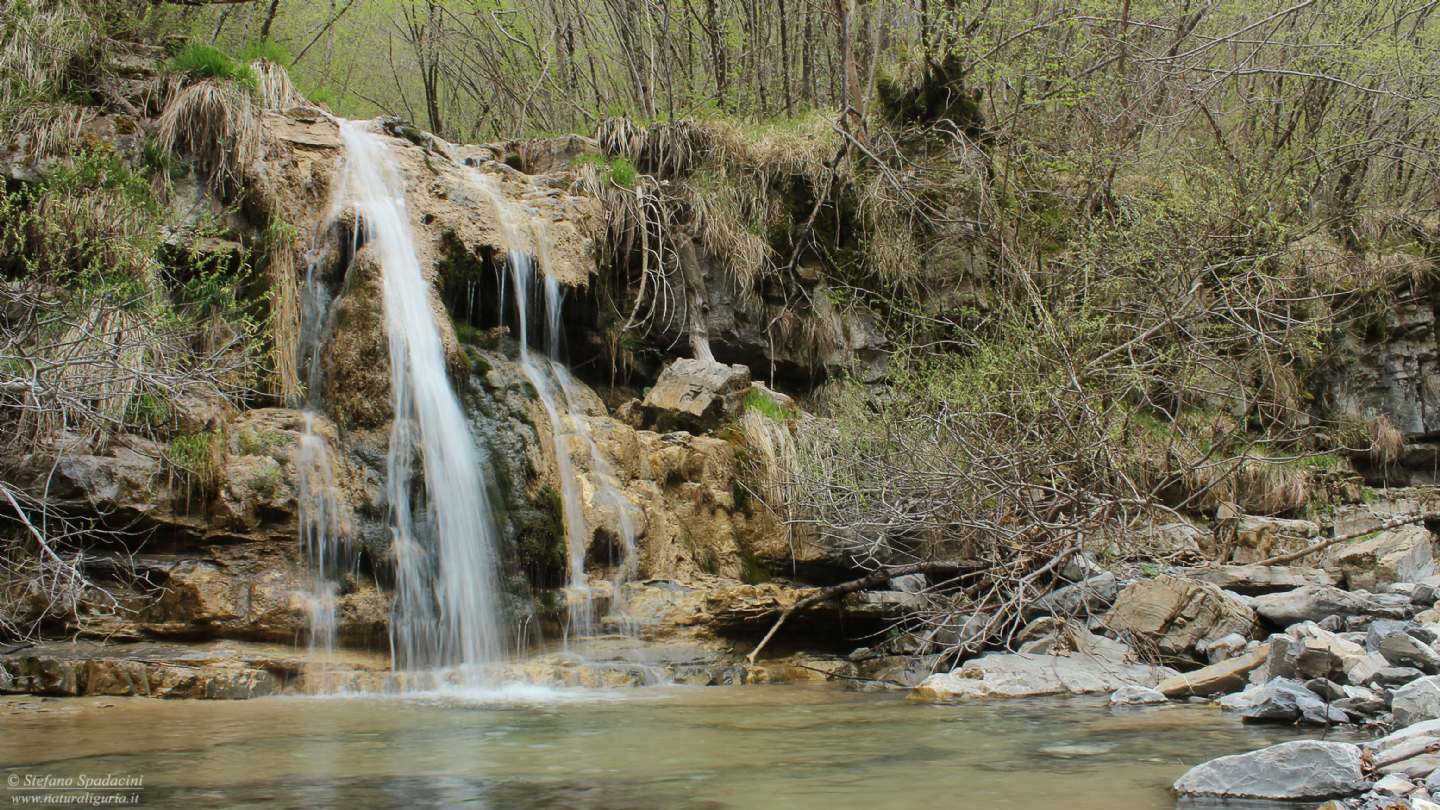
465, 169, 642, 639
294, 412, 348, 658
293, 224, 353, 668
336, 121, 506, 675
507, 253, 596, 635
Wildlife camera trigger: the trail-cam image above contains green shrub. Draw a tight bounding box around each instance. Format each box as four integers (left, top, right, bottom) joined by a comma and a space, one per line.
572, 154, 638, 189
236, 427, 286, 456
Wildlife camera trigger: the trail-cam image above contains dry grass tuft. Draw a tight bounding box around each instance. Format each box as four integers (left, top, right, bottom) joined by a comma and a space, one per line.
0, 0, 101, 108
265, 236, 302, 403
1368, 414, 1404, 466
157, 79, 263, 189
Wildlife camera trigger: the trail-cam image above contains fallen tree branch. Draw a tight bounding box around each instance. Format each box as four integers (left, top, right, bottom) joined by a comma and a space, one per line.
744, 560, 976, 665
1256, 512, 1436, 566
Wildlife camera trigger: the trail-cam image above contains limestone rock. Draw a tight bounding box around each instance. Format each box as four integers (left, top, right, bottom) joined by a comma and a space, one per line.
1394, 676, 1440, 726
909, 653, 1174, 702
1328, 524, 1437, 591
1380, 632, 1440, 674
1219, 677, 1349, 725
1252, 585, 1404, 627
1197, 632, 1249, 664
1181, 564, 1339, 595
1158, 643, 1270, 697
1173, 740, 1368, 800
1206, 515, 1320, 564
1267, 622, 1367, 682
1101, 575, 1256, 664
1014, 617, 1133, 661
641, 358, 752, 431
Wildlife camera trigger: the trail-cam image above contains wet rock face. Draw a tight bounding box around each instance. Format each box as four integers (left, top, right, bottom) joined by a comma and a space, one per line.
0, 642, 301, 699
4, 406, 387, 646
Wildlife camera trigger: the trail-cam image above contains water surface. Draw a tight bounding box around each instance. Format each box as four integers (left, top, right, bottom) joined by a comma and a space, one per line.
0, 687, 1356, 809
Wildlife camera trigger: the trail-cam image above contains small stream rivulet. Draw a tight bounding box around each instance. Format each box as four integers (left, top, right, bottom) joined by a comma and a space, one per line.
0, 689, 1356, 809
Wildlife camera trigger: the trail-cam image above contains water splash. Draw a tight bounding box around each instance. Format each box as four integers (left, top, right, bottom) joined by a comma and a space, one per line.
336, 120, 505, 675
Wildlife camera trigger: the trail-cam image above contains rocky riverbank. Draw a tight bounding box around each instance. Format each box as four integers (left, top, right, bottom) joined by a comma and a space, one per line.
892, 489, 1440, 807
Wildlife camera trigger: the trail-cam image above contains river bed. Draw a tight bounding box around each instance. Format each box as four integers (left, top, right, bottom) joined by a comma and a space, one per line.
0, 686, 1358, 809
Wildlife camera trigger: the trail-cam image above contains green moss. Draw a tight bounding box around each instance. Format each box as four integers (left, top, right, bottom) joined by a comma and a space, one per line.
516, 486, 567, 588
168, 43, 259, 92
126, 391, 172, 430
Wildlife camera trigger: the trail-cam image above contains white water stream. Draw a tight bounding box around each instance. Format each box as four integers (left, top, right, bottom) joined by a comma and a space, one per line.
335, 121, 505, 674
465, 169, 641, 639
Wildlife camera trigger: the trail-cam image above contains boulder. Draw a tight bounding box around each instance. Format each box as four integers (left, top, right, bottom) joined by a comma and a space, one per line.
909, 652, 1174, 702
1328, 524, 1436, 592
1180, 564, 1339, 595
641, 358, 752, 431
1380, 633, 1440, 674
1219, 677, 1349, 725
1101, 575, 1256, 664
1367, 620, 1429, 651
1267, 623, 1366, 682
1371, 666, 1426, 688
1173, 740, 1368, 800
1394, 676, 1440, 726
1252, 585, 1405, 626
1158, 643, 1270, 698
1210, 516, 1321, 564
1368, 718, 1440, 754
1196, 632, 1249, 664
1374, 773, 1418, 796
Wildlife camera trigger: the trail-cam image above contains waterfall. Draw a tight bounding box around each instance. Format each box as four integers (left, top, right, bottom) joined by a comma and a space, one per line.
465, 168, 642, 639
294, 413, 349, 658
336, 121, 505, 674
293, 212, 354, 669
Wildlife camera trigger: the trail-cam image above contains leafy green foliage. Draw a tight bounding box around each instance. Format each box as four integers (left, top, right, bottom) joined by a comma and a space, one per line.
248, 459, 284, 499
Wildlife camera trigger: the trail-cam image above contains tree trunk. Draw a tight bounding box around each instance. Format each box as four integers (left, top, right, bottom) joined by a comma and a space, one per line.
259, 0, 281, 40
